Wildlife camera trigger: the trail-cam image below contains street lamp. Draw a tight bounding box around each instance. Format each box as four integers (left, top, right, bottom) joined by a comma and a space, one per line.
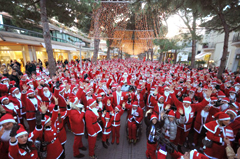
75, 41, 85, 69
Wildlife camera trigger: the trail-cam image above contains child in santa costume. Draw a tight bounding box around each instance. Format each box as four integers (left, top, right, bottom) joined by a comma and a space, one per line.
111, 104, 124, 145
101, 111, 112, 149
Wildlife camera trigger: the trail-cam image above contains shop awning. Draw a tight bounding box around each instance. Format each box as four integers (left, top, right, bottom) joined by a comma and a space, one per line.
41, 43, 77, 51
195, 52, 211, 60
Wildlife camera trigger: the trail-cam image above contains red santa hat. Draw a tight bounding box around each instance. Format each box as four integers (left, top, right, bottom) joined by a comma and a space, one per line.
105, 112, 110, 119
222, 97, 230, 103
234, 82, 240, 86
0, 114, 16, 125
115, 105, 122, 111
15, 124, 28, 138
210, 96, 218, 102
229, 87, 236, 93
132, 101, 139, 107
0, 96, 8, 103
150, 114, 157, 121
27, 89, 35, 96
151, 86, 156, 90
202, 85, 208, 90
88, 99, 96, 107
9, 87, 19, 94
86, 88, 92, 94
218, 91, 226, 98
27, 80, 33, 85
1, 77, 9, 82
137, 85, 142, 90
97, 94, 102, 99
59, 86, 65, 93
158, 95, 164, 100
183, 97, 191, 104
111, 85, 117, 89
168, 110, 175, 117
69, 94, 78, 103
224, 109, 238, 117
214, 112, 230, 121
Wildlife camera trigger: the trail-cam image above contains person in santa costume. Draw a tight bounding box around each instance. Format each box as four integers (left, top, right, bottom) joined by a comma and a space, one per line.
111, 104, 124, 145
203, 112, 234, 159
38, 86, 54, 107
0, 114, 16, 159
85, 99, 102, 159
169, 86, 211, 153
112, 85, 127, 109
124, 101, 144, 144
172, 149, 208, 159
21, 84, 42, 132
153, 95, 166, 121
144, 109, 164, 159
68, 97, 87, 158
192, 104, 219, 148
101, 111, 112, 149
8, 111, 43, 159
0, 96, 20, 123
133, 84, 146, 109
8, 87, 26, 125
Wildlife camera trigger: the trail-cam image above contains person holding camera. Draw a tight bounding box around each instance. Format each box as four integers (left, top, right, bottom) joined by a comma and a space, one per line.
145, 109, 164, 159
8, 111, 43, 159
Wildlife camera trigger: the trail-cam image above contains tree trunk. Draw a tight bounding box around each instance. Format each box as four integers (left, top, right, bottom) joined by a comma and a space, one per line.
174, 49, 177, 64
190, 12, 197, 68
106, 47, 111, 60
191, 38, 196, 68
159, 51, 163, 63
40, 0, 55, 77
150, 49, 153, 61
217, 26, 230, 79
120, 49, 123, 59
146, 51, 149, 61
92, 8, 101, 63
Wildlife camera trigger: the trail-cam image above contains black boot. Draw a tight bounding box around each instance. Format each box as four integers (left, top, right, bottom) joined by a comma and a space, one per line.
102, 141, 108, 149
106, 139, 110, 146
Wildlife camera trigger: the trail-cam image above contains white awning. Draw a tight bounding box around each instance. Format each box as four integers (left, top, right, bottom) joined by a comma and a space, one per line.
195, 52, 211, 60
41, 43, 77, 51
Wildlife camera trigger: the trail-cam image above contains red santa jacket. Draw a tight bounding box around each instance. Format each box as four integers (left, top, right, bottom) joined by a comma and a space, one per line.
153, 102, 165, 121
54, 88, 67, 111
8, 94, 26, 116
133, 89, 146, 108
0, 84, 8, 97
51, 107, 70, 145
85, 107, 102, 137
22, 92, 42, 121
69, 109, 85, 135
171, 93, 209, 132
111, 107, 124, 127
101, 115, 112, 135
126, 104, 144, 124
38, 87, 54, 106
112, 91, 127, 108
193, 107, 219, 133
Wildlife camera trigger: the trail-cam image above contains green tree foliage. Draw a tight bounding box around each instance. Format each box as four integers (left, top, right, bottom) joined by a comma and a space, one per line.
199, 0, 240, 78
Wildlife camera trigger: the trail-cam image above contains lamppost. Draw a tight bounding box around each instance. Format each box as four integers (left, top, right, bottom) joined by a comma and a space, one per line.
75, 41, 85, 69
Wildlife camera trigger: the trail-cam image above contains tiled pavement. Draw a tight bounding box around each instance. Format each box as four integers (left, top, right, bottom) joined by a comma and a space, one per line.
64, 112, 175, 159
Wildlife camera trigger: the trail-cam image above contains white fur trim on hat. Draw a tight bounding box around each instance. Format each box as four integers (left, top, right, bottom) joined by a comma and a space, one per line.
89, 100, 96, 107
15, 131, 28, 138
1, 97, 8, 103
219, 117, 231, 121
150, 116, 157, 121
183, 101, 191, 104
0, 119, 16, 125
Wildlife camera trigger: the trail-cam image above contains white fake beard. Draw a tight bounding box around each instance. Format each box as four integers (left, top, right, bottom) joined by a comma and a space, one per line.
3, 82, 9, 88
235, 86, 240, 92
15, 92, 21, 99
1, 129, 11, 142
92, 107, 99, 117
43, 91, 51, 97
230, 94, 236, 100
221, 103, 229, 111
5, 102, 15, 110
164, 91, 169, 97
73, 90, 77, 95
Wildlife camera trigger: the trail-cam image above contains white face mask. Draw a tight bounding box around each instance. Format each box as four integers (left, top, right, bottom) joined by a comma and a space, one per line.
221, 103, 229, 111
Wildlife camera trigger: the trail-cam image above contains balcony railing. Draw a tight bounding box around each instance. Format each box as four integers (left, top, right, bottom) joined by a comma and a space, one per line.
233, 33, 240, 43
0, 24, 81, 45
202, 43, 215, 49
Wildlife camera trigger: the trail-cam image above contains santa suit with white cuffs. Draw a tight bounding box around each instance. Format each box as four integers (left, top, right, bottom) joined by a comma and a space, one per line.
111, 105, 124, 144
8, 87, 26, 124
153, 96, 165, 121
68, 101, 86, 157
38, 86, 54, 106
112, 87, 127, 108
203, 112, 234, 159
0, 97, 20, 123
85, 99, 102, 157
170, 94, 210, 146
101, 112, 112, 142
21, 89, 42, 132
126, 101, 144, 140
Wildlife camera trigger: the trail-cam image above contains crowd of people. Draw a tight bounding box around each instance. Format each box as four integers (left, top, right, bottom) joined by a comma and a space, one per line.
0, 58, 240, 159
